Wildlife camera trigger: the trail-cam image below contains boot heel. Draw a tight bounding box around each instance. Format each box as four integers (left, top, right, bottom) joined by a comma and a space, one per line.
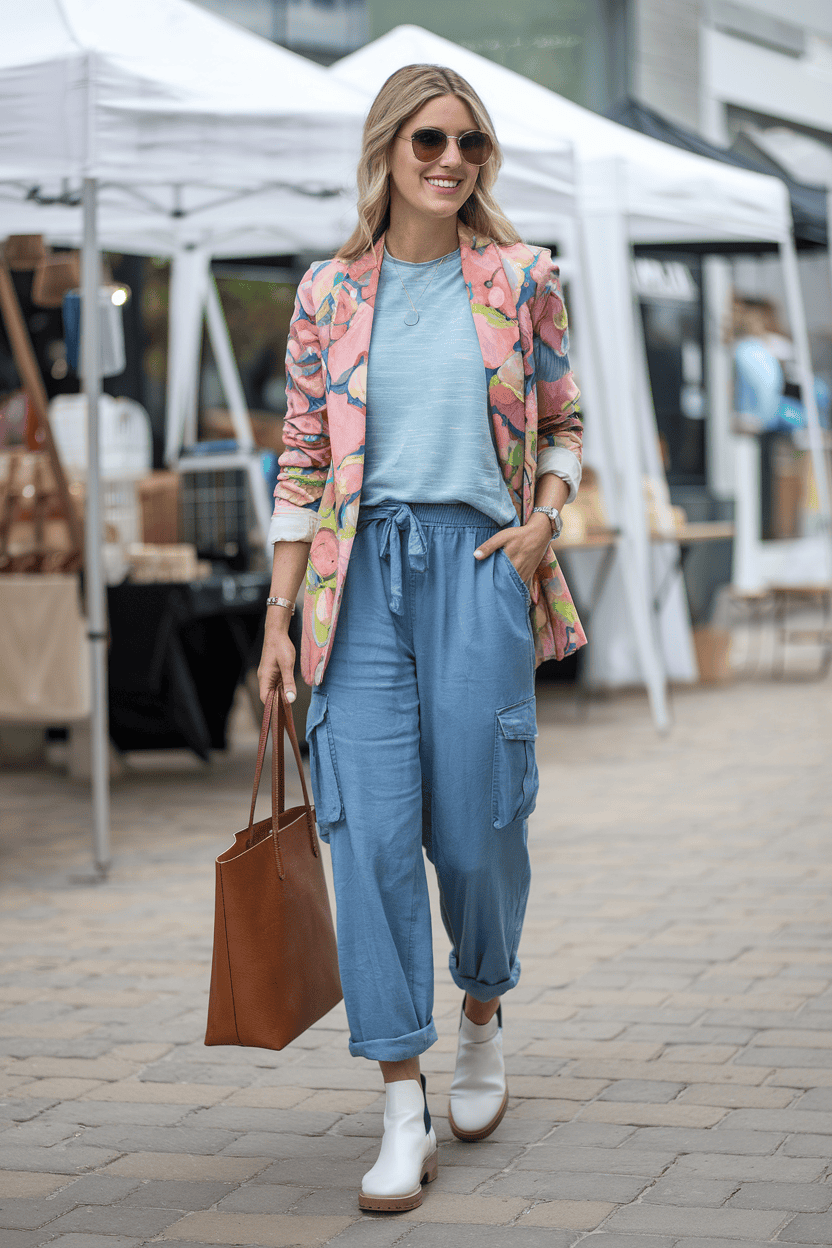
422, 1150, 438, 1185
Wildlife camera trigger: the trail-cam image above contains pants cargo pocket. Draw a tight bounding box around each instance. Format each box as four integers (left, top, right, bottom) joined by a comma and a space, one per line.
492, 695, 539, 829
305, 692, 343, 842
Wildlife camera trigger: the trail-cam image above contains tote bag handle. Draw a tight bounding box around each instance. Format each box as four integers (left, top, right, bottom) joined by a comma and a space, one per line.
248, 681, 318, 860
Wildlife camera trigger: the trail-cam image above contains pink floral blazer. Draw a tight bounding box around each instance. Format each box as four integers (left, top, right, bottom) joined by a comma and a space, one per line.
276, 222, 587, 687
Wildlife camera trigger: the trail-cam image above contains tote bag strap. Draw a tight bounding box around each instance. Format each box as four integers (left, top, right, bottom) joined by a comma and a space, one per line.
248, 682, 317, 858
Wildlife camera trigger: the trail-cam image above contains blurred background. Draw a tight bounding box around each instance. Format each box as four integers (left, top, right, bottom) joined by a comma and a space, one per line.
1, 0, 831, 861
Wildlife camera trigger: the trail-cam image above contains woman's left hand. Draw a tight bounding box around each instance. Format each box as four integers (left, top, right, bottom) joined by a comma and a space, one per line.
473, 512, 554, 585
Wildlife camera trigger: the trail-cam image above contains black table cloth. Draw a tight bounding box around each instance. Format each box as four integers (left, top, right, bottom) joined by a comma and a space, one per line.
107, 572, 287, 760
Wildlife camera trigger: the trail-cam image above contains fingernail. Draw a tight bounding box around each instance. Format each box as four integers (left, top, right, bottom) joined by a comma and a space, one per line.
473, 550, 483, 560
287, 691, 296, 703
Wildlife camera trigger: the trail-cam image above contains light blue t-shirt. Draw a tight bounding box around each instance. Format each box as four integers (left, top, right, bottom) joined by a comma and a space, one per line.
362, 246, 517, 527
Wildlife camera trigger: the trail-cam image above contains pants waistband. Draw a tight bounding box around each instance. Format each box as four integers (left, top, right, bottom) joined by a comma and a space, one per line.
358, 501, 502, 531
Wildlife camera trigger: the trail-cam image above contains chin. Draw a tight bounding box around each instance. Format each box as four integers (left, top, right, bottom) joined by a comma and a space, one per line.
420, 195, 464, 218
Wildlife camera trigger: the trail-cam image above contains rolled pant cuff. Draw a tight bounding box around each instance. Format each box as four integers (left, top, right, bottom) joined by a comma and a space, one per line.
349, 1018, 438, 1061
449, 958, 520, 1001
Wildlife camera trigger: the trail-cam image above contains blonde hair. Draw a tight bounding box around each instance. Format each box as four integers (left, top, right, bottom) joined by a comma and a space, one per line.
339, 63, 521, 264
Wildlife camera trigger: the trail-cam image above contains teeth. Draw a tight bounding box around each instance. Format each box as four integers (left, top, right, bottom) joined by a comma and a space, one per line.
427, 178, 460, 188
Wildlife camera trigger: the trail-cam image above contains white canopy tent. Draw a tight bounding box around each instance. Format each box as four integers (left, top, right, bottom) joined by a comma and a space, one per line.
0, 0, 373, 876
333, 26, 831, 725
0, 0, 368, 237
0, 2, 579, 504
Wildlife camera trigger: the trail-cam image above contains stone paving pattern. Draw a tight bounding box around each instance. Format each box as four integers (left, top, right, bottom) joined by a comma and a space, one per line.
1, 674, 831, 1247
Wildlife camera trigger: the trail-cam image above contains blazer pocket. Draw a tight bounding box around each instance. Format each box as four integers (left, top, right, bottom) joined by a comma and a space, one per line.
492, 696, 539, 829
305, 693, 343, 839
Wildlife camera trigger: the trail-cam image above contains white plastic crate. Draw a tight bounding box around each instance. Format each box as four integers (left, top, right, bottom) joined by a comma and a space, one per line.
49, 393, 152, 481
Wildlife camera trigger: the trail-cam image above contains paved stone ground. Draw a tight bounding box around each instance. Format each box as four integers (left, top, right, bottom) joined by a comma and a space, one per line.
1, 671, 831, 1248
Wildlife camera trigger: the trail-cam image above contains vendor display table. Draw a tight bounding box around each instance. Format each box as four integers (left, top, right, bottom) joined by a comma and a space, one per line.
650, 522, 736, 616
555, 522, 736, 688
107, 572, 276, 760
556, 529, 621, 639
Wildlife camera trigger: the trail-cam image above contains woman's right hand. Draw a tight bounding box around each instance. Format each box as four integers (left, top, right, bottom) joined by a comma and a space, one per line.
257, 627, 297, 706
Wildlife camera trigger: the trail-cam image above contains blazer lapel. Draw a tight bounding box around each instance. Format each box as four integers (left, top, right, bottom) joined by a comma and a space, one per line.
460, 230, 527, 501
324, 239, 383, 474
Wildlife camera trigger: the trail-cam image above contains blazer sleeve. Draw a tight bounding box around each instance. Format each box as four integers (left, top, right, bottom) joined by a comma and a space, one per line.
529, 251, 583, 493
274, 265, 332, 516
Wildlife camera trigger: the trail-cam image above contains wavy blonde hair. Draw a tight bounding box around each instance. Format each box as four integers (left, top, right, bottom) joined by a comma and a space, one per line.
338, 63, 521, 264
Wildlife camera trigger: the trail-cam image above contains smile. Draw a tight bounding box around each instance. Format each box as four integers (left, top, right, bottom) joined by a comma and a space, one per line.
425, 178, 461, 189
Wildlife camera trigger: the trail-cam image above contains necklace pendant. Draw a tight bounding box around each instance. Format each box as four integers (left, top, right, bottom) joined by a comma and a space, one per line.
403, 309, 419, 326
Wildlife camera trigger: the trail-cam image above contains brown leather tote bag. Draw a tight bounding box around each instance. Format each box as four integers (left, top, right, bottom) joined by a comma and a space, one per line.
205, 682, 342, 1049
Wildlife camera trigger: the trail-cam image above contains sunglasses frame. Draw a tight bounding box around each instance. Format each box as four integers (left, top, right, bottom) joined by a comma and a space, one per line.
397, 127, 493, 167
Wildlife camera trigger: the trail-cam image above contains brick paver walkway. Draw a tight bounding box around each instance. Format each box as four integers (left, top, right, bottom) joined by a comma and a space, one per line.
1, 675, 831, 1248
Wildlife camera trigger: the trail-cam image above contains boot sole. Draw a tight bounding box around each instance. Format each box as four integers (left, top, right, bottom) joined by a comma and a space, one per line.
358, 1149, 438, 1212
448, 1085, 509, 1142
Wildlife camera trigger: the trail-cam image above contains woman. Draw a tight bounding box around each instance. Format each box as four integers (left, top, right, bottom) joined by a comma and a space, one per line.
258, 64, 585, 1213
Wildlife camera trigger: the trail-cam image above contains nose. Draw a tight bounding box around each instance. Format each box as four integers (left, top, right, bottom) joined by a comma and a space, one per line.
438, 136, 465, 169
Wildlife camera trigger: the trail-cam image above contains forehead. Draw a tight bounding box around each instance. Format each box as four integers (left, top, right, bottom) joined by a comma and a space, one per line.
404, 93, 479, 132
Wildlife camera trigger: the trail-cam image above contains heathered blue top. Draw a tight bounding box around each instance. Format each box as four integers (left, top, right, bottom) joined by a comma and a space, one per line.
361, 246, 517, 527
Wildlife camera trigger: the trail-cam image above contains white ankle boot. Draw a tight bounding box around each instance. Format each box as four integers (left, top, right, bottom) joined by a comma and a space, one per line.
359, 1074, 438, 1212
448, 1000, 508, 1141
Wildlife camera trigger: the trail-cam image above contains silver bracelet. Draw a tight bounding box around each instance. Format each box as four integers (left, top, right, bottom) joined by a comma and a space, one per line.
266, 596, 295, 613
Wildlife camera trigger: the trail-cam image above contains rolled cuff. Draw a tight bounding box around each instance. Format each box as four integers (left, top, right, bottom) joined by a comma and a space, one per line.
536, 446, 582, 504
268, 505, 320, 545
348, 1018, 438, 1061
448, 953, 521, 1000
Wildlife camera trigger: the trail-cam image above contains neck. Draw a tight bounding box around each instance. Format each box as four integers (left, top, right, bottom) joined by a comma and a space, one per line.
385, 212, 460, 264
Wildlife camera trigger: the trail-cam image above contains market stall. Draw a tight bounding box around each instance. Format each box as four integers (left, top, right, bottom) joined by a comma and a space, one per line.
0, 0, 370, 875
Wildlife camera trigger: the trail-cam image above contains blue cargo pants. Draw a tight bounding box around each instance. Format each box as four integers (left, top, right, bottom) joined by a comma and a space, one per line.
305, 502, 538, 1061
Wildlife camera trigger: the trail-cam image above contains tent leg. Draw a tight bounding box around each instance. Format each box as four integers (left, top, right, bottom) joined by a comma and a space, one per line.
204, 276, 272, 554
779, 233, 832, 543
165, 247, 209, 466
82, 177, 110, 879
576, 162, 671, 731
204, 275, 255, 452
630, 293, 697, 683
828, 191, 832, 393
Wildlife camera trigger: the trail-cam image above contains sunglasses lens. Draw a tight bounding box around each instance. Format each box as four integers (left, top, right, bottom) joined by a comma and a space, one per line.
410, 129, 447, 161
459, 132, 492, 165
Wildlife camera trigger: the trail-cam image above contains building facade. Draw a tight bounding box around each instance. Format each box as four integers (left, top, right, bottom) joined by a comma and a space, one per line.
192, 0, 368, 64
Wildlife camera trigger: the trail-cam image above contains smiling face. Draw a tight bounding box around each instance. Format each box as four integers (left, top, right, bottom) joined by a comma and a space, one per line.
387, 94, 482, 234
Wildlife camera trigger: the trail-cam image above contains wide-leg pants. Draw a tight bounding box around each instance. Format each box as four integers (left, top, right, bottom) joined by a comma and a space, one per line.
305, 502, 538, 1061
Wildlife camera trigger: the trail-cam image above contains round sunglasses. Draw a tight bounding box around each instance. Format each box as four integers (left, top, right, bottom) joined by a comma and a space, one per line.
397, 127, 493, 167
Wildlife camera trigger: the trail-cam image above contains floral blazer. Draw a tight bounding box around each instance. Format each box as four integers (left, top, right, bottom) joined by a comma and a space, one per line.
276, 221, 587, 687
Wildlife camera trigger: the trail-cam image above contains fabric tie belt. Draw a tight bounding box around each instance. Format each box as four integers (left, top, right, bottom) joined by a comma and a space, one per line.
359, 503, 429, 615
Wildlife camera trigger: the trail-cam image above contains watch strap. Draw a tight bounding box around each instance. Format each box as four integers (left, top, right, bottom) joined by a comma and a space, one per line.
533, 506, 562, 538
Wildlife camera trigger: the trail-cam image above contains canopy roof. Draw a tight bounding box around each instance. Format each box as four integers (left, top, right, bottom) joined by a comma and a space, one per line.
0, 0, 367, 254
333, 25, 793, 250
738, 125, 832, 193
609, 98, 828, 250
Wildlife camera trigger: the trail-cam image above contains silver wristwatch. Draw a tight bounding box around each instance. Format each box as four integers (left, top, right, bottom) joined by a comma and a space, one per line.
532, 506, 562, 539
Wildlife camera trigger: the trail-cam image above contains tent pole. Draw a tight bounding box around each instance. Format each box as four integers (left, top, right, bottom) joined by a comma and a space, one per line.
165, 246, 207, 466
204, 275, 255, 453
779, 229, 832, 569
828, 186, 832, 420
630, 289, 697, 684
577, 159, 671, 731
204, 275, 272, 554
82, 177, 111, 878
